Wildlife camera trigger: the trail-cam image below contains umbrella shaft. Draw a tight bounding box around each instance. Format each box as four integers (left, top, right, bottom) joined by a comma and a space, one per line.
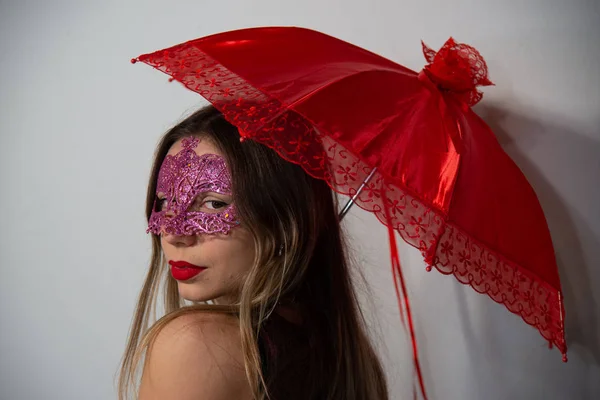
338, 167, 378, 221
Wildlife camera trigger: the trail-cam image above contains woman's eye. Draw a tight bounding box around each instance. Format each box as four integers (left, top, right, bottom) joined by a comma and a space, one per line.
188, 196, 230, 213
204, 200, 228, 211
156, 198, 167, 211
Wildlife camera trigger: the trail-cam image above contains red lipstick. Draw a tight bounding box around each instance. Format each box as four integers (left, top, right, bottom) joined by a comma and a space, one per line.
168, 260, 206, 281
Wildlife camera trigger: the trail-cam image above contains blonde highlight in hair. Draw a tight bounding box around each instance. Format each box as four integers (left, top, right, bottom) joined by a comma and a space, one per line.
117, 105, 389, 399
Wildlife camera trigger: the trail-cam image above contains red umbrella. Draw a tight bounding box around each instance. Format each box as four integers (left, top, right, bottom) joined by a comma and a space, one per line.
132, 26, 568, 396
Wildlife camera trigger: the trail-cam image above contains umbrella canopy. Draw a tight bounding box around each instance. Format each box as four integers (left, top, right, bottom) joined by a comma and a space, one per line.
132, 26, 567, 365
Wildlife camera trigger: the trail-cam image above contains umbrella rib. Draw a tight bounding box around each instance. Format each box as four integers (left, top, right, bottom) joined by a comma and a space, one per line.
338, 167, 378, 220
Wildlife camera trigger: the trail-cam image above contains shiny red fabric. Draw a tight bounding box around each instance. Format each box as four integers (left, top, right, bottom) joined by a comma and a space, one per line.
132, 27, 567, 367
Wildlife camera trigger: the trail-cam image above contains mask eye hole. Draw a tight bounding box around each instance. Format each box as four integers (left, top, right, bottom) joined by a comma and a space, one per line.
155, 197, 167, 212
154, 192, 173, 214
203, 200, 228, 212
188, 195, 231, 214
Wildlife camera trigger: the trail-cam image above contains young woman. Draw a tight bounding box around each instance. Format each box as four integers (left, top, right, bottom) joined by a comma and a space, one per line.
117, 104, 389, 399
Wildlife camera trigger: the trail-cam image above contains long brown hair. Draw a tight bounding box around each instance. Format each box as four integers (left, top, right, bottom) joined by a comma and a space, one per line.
116, 105, 389, 399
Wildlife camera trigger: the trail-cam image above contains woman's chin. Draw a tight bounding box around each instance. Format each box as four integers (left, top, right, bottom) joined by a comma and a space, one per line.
175, 282, 237, 305
176, 285, 212, 303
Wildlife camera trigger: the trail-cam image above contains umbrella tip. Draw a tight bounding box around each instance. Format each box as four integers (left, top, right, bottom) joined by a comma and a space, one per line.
131, 58, 139, 64
562, 354, 568, 362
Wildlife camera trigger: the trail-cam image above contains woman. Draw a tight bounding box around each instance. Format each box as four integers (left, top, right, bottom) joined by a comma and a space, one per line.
117, 105, 389, 399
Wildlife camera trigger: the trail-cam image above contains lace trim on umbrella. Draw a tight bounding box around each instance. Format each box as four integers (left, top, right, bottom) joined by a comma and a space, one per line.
135, 45, 567, 358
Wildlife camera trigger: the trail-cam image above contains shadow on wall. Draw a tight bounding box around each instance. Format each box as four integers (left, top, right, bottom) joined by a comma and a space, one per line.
475, 102, 600, 367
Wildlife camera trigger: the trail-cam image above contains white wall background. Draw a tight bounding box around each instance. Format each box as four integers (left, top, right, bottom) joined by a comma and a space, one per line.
1, 0, 598, 399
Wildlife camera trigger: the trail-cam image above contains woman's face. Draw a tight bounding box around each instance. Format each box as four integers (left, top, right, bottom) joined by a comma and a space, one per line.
156, 136, 255, 304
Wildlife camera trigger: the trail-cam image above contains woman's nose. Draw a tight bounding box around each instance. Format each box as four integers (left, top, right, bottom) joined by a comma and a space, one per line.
162, 231, 197, 247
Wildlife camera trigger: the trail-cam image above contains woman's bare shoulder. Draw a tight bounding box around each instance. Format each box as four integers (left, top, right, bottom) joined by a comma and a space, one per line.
138, 311, 252, 400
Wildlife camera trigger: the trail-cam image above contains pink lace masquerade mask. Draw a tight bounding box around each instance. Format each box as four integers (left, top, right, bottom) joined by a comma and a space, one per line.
146, 136, 239, 236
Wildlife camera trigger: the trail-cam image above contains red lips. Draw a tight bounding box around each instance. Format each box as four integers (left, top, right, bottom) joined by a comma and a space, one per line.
169, 260, 205, 269
168, 260, 206, 281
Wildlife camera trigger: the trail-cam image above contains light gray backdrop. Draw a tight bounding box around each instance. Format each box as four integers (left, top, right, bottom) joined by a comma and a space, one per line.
1, 0, 598, 399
